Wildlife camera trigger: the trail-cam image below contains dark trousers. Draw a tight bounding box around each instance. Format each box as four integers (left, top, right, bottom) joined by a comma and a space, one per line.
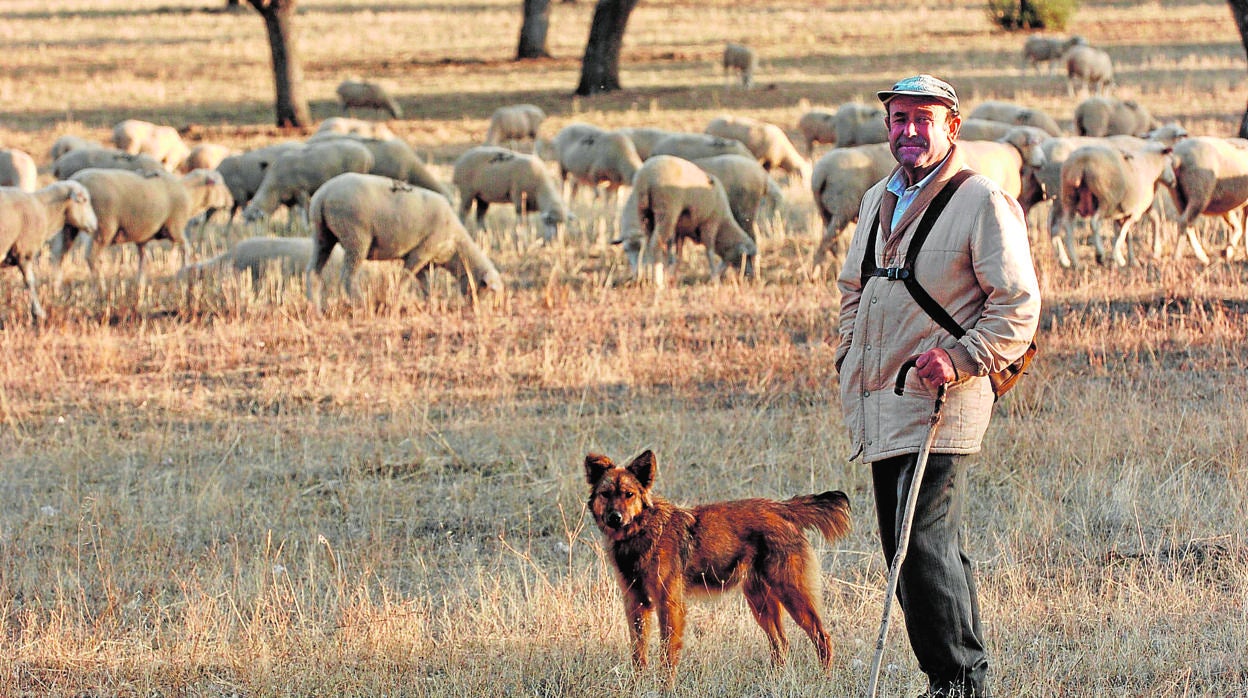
873, 453, 990, 697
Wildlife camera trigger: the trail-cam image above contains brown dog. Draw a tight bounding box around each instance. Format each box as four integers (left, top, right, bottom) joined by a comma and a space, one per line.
584, 449, 851, 681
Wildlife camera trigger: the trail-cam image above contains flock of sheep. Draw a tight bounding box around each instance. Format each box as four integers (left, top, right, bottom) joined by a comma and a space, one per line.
4, 37, 1248, 321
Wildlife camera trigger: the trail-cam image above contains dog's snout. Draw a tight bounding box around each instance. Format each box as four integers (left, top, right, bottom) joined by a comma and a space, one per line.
605, 510, 624, 528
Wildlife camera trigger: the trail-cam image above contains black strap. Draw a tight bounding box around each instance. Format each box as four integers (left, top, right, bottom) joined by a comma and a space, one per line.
859, 169, 975, 339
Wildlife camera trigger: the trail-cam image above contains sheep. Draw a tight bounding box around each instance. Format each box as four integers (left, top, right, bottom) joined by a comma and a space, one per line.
311, 134, 454, 202
1163, 136, 1248, 263
957, 118, 1016, 142
49, 135, 105, 162
0, 148, 38, 192
693, 153, 781, 238
484, 104, 546, 151
810, 142, 897, 268
551, 125, 643, 219
966, 100, 1064, 137
314, 117, 396, 141
242, 139, 375, 223
335, 79, 403, 119
649, 132, 754, 162
1074, 96, 1157, 137
0, 181, 97, 321
1022, 35, 1087, 75
214, 142, 306, 222
616, 126, 678, 160
722, 42, 757, 89
821, 103, 890, 150
630, 154, 758, 284
52, 148, 164, 180
56, 167, 232, 288
1057, 141, 1175, 268
958, 131, 1051, 201
704, 115, 811, 182
1020, 135, 1152, 243
112, 119, 190, 171
177, 235, 345, 287
306, 172, 504, 307
1066, 45, 1114, 96
178, 143, 236, 174
796, 109, 838, 155
451, 145, 568, 241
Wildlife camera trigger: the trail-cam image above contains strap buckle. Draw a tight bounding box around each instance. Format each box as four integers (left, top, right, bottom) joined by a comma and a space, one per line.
871, 267, 911, 280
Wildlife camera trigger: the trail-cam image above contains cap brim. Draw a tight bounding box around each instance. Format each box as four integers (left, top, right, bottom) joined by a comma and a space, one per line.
876, 90, 958, 110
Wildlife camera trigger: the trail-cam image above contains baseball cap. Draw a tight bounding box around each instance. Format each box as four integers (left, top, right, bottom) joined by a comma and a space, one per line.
876, 74, 959, 113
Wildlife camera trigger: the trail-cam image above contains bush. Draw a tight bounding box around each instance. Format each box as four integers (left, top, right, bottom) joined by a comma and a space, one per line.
987, 0, 1078, 31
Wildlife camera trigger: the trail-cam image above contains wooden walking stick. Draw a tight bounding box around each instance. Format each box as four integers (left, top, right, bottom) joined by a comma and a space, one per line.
867, 358, 948, 698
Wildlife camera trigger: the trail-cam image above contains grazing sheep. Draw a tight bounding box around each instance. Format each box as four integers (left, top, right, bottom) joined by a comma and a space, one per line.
1074, 96, 1157, 137
242, 139, 375, 223
1057, 141, 1175, 267
0, 181, 97, 321
704, 115, 811, 182
1021, 135, 1151, 242
1144, 123, 1189, 146
966, 100, 1064, 137
649, 132, 753, 162
722, 42, 758, 89
694, 153, 779, 238
1066, 45, 1114, 96
1022, 35, 1087, 74
1164, 136, 1248, 263
178, 143, 236, 174
335, 79, 402, 119
804, 103, 890, 151
178, 235, 345, 286
810, 142, 897, 268
796, 109, 838, 155
112, 119, 190, 171
52, 148, 164, 180
957, 118, 1016, 142
57, 168, 232, 287
306, 172, 504, 307
631, 154, 758, 283
313, 134, 453, 202
959, 132, 1050, 201
49, 135, 105, 162
0, 148, 38, 192
214, 142, 305, 222
484, 104, 546, 151
552, 124, 643, 219
452, 145, 568, 241
314, 117, 396, 141
616, 126, 678, 160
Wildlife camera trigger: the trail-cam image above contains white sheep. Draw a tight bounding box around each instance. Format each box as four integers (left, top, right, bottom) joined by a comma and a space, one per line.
55, 168, 231, 287
694, 153, 782, 239
312, 134, 453, 202
966, 100, 1064, 137
722, 42, 758, 89
314, 117, 396, 141
649, 132, 754, 162
52, 148, 165, 180
704, 115, 811, 182
214, 142, 305, 222
484, 104, 546, 151
49, 135, 105, 162
958, 136, 1049, 201
810, 142, 896, 268
112, 119, 190, 171
955, 118, 1015, 142
178, 143, 237, 174
630, 154, 758, 284
799, 103, 889, 152
796, 110, 837, 155
1057, 141, 1175, 267
616, 126, 678, 160
0, 181, 97, 321
1022, 135, 1145, 242
551, 124, 643, 214
306, 172, 504, 307
178, 235, 345, 287
0, 148, 38, 192
1074, 96, 1157, 137
1164, 136, 1248, 263
452, 145, 568, 241
242, 139, 375, 223
1066, 45, 1114, 96
1022, 35, 1087, 75
335, 79, 403, 119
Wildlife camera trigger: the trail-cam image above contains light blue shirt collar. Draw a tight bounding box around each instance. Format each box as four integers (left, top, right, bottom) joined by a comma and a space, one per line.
885, 153, 952, 230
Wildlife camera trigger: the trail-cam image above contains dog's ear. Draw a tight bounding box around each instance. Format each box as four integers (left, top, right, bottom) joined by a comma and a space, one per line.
626, 449, 657, 490
584, 453, 615, 485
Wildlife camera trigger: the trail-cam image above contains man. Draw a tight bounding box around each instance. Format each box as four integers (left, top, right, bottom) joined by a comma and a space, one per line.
835, 75, 1041, 697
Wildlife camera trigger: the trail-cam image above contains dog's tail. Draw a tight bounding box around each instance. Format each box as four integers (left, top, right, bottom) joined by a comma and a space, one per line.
780, 491, 851, 541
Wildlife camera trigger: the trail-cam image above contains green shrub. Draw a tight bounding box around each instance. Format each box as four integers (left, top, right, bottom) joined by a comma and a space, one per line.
987, 0, 1078, 31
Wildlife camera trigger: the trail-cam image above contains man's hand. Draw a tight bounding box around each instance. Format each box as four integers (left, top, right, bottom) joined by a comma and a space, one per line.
913, 348, 956, 388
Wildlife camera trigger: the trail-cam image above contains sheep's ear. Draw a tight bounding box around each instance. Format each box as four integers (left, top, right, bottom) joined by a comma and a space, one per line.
584, 453, 615, 485
625, 450, 657, 490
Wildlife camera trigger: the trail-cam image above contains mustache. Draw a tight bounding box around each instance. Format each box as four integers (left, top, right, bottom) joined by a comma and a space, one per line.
896, 139, 928, 147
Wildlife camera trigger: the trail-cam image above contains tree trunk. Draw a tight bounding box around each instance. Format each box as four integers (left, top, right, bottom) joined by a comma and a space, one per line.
517, 0, 552, 59
1230, 0, 1248, 136
247, 0, 312, 128
574, 0, 639, 96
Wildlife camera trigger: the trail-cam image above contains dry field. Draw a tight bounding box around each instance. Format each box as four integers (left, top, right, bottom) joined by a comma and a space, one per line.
1, 0, 1247, 696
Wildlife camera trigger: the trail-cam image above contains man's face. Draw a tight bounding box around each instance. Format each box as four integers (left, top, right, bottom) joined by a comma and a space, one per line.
886, 95, 961, 176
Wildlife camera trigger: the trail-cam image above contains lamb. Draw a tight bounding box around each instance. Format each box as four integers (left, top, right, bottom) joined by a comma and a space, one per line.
1057, 141, 1175, 268
1074, 96, 1157, 137
616, 127, 678, 160
694, 153, 782, 238
178, 143, 236, 174
314, 117, 396, 141
56, 167, 232, 287
52, 148, 164, 180
112, 119, 190, 171
722, 42, 758, 89
1163, 136, 1248, 263
704, 115, 811, 182
551, 124, 643, 215
0, 181, 97, 321
484, 104, 546, 151
810, 142, 897, 268
214, 142, 305, 222
178, 235, 345, 287
335, 79, 403, 119
966, 100, 1064, 137
630, 154, 758, 284
49, 135, 105, 162
1066, 45, 1114, 96
312, 134, 453, 202
0, 148, 38, 192
451, 145, 568, 241
242, 139, 375, 223
306, 172, 504, 307
649, 132, 754, 162
1022, 35, 1087, 74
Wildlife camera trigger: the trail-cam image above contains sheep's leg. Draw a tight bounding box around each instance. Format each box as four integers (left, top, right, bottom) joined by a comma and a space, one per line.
1175, 219, 1210, 265
135, 243, 150, 287
339, 249, 365, 305
50, 228, 76, 294
1110, 217, 1135, 267
18, 257, 46, 322
1057, 212, 1079, 269
1226, 208, 1246, 260
84, 237, 108, 292
305, 240, 337, 309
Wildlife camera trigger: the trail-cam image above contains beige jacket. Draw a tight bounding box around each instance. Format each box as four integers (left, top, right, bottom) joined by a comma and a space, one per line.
835, 145, 1041, 463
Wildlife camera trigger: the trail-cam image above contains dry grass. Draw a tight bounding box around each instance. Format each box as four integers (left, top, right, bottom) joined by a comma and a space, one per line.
2, 1, 1247, 696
